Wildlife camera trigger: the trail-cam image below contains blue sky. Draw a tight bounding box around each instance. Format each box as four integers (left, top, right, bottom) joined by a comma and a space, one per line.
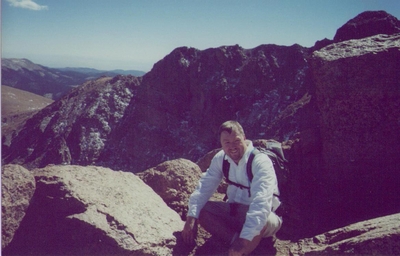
2, 0, 399, 72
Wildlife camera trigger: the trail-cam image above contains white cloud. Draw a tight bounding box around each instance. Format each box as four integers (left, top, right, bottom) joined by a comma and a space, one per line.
6, 0, 48, 11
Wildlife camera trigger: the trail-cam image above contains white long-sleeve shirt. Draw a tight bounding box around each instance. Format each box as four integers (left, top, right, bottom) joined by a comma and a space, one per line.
187, 141, 279, 241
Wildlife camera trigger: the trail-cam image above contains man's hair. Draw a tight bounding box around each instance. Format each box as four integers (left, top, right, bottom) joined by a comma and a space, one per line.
218, 120, 245, 137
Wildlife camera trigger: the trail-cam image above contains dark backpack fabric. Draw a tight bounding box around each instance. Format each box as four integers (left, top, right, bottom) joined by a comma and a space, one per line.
222, 140, 288, 198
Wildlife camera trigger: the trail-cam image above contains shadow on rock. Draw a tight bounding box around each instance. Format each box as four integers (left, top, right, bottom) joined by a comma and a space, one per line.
194, 235, 229, 256
172, 231, 197, 256
172, 230, 278, 256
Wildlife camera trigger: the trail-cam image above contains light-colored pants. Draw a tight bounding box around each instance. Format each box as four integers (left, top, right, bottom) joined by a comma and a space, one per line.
201, 201, 282, 238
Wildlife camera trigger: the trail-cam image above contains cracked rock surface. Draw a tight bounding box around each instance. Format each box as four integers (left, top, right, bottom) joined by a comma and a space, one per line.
3, 165, 183, 256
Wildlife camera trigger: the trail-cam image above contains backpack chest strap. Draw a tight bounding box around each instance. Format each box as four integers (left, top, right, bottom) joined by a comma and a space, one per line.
222, 149, 260, 197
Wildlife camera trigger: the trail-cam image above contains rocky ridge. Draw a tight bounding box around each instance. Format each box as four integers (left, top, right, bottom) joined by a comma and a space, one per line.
3, 75, 142, 168
100, 43, 313, 173
333, 10, 400, 42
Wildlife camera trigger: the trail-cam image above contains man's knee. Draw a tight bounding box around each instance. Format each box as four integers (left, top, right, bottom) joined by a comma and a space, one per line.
198, 201, 230, 225
198, 207, 210, 227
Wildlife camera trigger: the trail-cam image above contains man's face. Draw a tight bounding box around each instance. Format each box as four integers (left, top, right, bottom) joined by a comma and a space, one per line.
220, 130, 247, 164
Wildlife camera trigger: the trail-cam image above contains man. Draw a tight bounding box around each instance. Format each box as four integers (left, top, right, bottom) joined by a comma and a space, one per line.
182, 120, 282, 255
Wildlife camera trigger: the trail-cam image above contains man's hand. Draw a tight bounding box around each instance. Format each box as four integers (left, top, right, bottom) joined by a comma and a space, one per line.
182, 216, 198, 245
229, 237, 250, 256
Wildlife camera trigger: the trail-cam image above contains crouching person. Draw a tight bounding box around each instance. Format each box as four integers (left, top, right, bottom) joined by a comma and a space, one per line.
182, 120, 282, 256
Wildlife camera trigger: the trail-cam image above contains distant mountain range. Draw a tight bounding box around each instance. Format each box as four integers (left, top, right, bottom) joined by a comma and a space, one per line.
1, 58, 146, 100
56, 67, 146, 77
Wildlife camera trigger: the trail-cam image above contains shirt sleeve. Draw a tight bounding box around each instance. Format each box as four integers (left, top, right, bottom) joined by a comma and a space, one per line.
240, 153, 277, 241
187, 150, 224, 218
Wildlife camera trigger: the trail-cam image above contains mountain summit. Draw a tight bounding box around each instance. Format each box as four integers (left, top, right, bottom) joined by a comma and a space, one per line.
2, 10, 400, 243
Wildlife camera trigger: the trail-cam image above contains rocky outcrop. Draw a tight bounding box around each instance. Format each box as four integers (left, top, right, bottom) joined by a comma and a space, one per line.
101, 43, 313, 173
310, 33, 400, 232
3, 75, 141, 169
312, 11, 400, 51
3, 165, 183, 256
291, 213, 400, 255
137, 158, 202, 219
1, 164, 36, 249
334, 11, 400, 42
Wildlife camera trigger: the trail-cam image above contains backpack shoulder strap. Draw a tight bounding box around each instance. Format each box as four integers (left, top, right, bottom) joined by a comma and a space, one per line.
222, 154, 250, 190
246, 148, 260, 183
222, 155, 230, 180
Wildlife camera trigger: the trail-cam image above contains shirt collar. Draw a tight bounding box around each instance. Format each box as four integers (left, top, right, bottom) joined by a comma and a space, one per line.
241, 140, 254, 164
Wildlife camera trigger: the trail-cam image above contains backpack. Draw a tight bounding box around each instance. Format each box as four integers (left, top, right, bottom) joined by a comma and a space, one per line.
222, 140, 288, 204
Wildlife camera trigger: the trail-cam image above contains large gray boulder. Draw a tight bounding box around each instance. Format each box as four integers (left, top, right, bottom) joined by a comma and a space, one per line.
1, 164, 36, 249
3, 165, 183, 255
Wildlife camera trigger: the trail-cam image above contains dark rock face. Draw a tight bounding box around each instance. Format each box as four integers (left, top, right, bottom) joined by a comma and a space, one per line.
3, 165, 183, 256
1, 164, 36, 249
100, 44, 313, 173
3, 75, 141, 169
334, 11, 400, 42
310, 33, 400, 232
282, 129, 323, 238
